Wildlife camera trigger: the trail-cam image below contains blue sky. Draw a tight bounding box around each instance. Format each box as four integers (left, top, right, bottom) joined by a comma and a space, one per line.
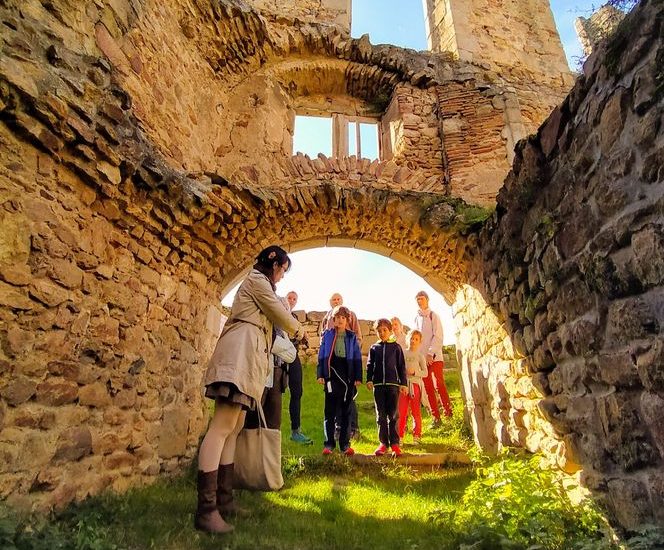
228, 0, 606, 343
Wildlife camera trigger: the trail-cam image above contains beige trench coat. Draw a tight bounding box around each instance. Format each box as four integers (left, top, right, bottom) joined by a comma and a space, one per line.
204, 269, 301, 402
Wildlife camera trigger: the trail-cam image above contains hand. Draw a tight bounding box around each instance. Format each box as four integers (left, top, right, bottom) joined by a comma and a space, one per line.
426, 354, 434, 366
407, 368, 416, 376
354, 381, 362, 386
366, 382, 374, 391
399, 386, 408, 395
294, 326, 305, 341
317, 377, 325, 385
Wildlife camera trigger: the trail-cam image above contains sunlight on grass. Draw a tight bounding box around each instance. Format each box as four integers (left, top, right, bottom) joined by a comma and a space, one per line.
344, 484, 439, 521
264, 478, 332, 514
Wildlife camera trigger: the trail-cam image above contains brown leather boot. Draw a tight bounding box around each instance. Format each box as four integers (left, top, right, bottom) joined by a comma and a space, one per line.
217, 464, 250, 517
194, 470, 234, 533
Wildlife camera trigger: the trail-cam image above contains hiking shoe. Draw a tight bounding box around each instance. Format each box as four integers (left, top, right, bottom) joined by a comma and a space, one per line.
443, 410, 453, 418
391, 445, 403, 457
412, 436, 422, 445
343, 447, 355, 456
322, 447, 333, 456
291, 431, 313, 445
374, 444, 388, 456
429, 417, 441, 429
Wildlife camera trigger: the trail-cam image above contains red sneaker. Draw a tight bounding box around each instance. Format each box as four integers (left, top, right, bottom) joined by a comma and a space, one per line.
322, 447, 333, 455
374, 444, 387, 456
343, 447, 355, 456
391, 445, 403, 457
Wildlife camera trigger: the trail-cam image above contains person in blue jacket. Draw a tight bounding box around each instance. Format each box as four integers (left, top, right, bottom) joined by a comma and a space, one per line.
317, 306, 363, 456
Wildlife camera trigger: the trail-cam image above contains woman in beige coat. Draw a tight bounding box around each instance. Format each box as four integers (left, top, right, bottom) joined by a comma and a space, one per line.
195, 245, 304, 534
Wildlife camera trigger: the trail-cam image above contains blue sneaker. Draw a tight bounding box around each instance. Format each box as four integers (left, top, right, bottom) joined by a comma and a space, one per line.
291, 431, 313, 445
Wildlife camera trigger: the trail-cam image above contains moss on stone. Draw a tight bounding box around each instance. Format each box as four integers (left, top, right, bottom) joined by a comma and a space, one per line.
419, 195, 494, 234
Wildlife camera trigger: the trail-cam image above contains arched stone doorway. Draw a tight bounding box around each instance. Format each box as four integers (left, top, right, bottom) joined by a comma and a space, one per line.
0, 0, 661, 529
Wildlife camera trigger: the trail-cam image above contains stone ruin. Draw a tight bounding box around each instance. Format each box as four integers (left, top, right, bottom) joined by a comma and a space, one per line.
0, 0, 661, 530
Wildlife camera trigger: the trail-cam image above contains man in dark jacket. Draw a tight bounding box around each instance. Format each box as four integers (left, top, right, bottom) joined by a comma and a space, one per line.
284, 291, 313, 444
366, 318, 407, 457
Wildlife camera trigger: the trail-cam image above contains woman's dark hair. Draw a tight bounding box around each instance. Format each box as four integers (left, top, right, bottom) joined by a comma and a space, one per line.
254, 245, 291, 288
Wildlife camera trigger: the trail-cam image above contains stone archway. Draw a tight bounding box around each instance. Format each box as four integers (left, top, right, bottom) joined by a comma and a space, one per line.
0, 0, 662, 530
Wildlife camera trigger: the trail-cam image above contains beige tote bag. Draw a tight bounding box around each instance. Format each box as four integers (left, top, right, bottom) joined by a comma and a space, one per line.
234, 402, 284, 491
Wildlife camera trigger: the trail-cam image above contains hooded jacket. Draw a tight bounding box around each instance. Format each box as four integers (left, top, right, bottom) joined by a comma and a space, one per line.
366, 339, 407, 387
317, 328, 363, 383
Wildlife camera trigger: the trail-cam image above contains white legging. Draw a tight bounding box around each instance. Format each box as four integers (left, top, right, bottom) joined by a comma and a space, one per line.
198, 401, 246, 473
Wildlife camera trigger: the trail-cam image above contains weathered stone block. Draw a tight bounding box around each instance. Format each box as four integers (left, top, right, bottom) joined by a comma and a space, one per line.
640, 392, 664, 460
52, 427, 92, 463
79, 383, 112, 407
35, 379, 78, 406
13, 406, 56, 430
0, 211, 31, 266
632, 226, 664, 288
1, 376, 37, 405
0, 281, 34, 310
157, 407, 188, 459
48, 258, 84, 289
92, 432, 126, 455
607, 477, 652, 529
29, 279, 69, 307
6, 325, 35, 356
605, 292, 662, 348
588, 349, 640, 388
635, 337, 664, 391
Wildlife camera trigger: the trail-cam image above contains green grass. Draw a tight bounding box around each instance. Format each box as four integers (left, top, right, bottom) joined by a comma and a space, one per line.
3, 366, 639, 549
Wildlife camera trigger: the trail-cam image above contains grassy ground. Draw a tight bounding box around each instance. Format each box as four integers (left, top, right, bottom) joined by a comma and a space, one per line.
3, 366, 646, 549
4, 367, 476, 550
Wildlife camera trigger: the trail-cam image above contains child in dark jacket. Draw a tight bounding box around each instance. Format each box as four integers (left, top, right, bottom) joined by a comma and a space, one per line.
366, 318, 408, 457
317, 306, 363, 456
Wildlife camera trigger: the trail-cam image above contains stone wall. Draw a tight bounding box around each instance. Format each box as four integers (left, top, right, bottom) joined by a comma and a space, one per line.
0, 123, 224, 509
458, 0, 664, 527
0, 0, 661, 531
423, 0, 575, 145
423, 0, 571, 81
575, 4, 626, 58
246, 0, 351, 31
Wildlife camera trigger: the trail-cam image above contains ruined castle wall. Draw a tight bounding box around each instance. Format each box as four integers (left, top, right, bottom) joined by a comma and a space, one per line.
424, 0, 570, 80
0, 125, 223, 509
436, 82, 518, 205
458, 1, 664, 527
246, 0, 351, 31
424, 0, 574, 143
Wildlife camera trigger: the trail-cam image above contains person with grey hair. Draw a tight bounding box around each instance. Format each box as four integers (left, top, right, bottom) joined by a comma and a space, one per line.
413, 290, 452, 428
284, 291, 313, 445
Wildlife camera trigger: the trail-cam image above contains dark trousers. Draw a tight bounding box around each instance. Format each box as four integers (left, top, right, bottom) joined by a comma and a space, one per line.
323, 378, 356, 451
287, 355, 303, 431
373, 385, 401, 446
244, 366, 284, 430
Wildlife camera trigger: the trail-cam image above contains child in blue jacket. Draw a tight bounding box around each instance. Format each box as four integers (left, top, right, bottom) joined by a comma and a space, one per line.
317, 306, 363, 456
367, 318, 407, 457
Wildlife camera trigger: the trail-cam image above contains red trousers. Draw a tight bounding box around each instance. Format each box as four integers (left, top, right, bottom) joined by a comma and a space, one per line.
423, 360, 452, 419
398, 384, 422, 437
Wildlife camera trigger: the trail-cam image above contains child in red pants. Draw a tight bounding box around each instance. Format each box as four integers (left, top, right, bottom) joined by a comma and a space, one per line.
398, 330, 428, 444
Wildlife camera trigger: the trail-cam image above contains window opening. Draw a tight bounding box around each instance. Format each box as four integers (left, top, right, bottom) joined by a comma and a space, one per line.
295, 114, 379, 160
348, 121, 378, 160
293, 115, 333, 157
